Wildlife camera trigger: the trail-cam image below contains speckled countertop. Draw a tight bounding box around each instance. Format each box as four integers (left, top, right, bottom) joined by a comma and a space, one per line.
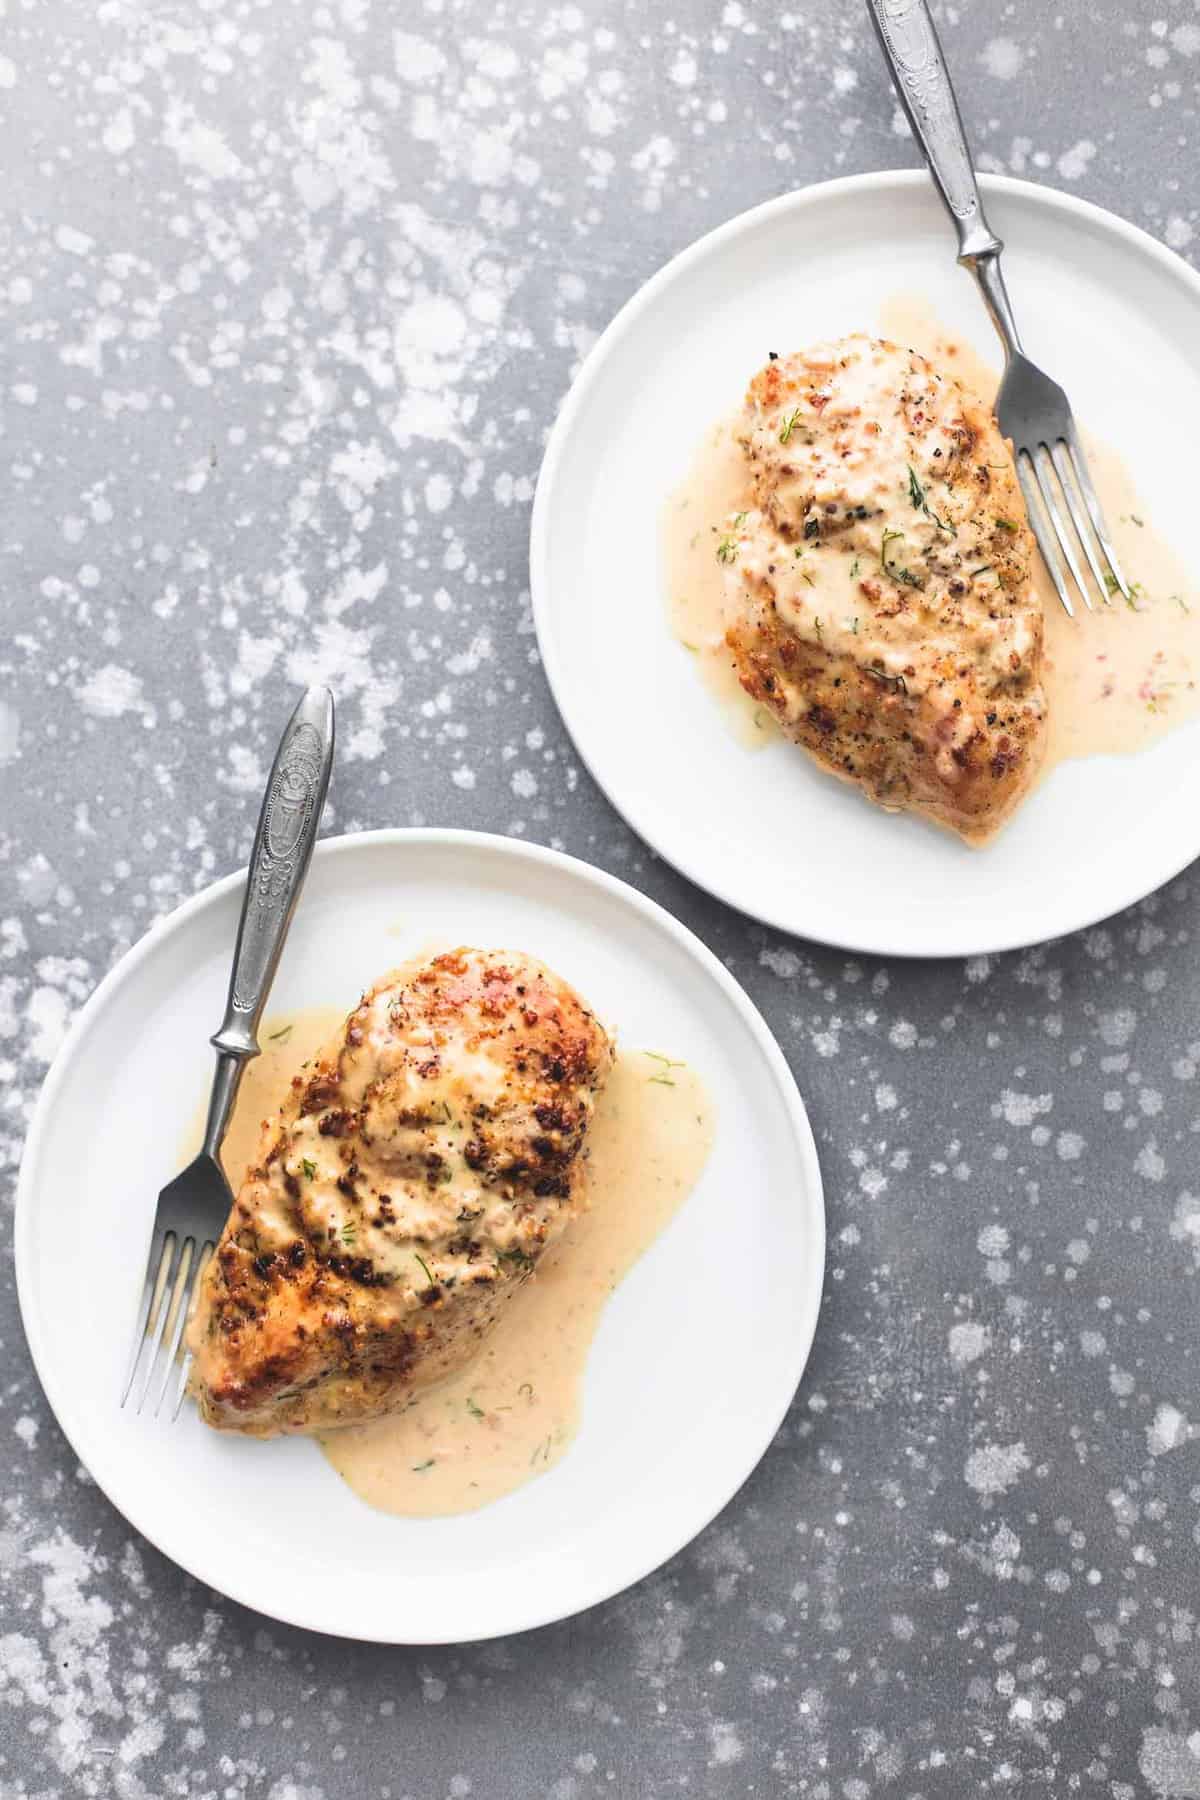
4, 1, 1200, 1794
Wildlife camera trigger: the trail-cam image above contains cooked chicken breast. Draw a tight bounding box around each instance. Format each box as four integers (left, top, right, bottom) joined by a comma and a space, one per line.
718, 334, 1046, 841
188, 949, 614, 1437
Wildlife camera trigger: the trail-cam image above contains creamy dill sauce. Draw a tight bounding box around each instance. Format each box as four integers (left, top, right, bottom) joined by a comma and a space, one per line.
198, 1012, 714, 1518
665, 299, 1200, 780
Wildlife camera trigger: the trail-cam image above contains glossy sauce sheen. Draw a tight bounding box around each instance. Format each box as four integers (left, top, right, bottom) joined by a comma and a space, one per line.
665, 299, 1200, 779
204, 1011, 713, 1517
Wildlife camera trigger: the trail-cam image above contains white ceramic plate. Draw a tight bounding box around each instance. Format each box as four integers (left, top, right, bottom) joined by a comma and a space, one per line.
16, 830, 823, 1643
531, 171, 1200, 958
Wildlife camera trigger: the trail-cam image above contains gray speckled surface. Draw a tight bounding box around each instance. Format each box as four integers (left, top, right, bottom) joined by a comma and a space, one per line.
4, 1, 1200, 1794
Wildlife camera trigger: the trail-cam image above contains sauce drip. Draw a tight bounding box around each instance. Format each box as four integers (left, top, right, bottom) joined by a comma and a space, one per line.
196, 1012, 714, 1518
664, 298, 1200, 780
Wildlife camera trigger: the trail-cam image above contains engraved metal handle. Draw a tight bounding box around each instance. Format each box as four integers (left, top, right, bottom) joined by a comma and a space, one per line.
202, 685, 335, 1159
865, 0, 1025, 360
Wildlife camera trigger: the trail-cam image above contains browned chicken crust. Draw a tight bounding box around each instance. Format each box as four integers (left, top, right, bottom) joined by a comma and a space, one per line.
719, 334, 1047, 841
188, 948, 614, 1437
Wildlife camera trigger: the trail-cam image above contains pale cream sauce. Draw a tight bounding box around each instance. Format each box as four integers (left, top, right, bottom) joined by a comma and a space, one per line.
193, 1013, 714, 1518
665, 298, 1200, 776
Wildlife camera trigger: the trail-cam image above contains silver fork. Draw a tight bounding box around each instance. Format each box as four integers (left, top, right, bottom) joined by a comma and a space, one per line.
121, 685, 335, 1418
865, 0, 1132, 618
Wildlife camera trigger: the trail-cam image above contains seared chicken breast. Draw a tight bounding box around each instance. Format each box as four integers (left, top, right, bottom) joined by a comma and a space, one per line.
188, 949, 614, 1436
719, 334, 1046, 841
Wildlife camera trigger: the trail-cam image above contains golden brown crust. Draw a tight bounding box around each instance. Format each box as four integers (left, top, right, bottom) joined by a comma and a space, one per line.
188, 949, 613, 1436
720, 335, 1046, 842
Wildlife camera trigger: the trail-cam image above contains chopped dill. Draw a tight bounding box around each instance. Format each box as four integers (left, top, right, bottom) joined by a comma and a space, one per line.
412, 1459, 435, 1473
645, 1050, 684, 1089
881, 528, 922, 589
778, 407, 803, 444
466, 1396, 485, 1420
413, 1252, 437, 1288
500, 1246, 535, 1272
907, 464, 925, 510
300, 1159, 317, 1180
340, 1222, 356, 1246
1176, 595, 1191, 616
907, 462, 955, 535
995, 517, 1019, 533
1130, 514, 1145, 527
268, 1024, 293, 1043
715, 535, 738, 565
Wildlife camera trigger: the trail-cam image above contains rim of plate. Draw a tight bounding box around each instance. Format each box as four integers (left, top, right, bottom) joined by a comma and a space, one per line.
15, 828, 825, 1643
530, 169, 1200, 959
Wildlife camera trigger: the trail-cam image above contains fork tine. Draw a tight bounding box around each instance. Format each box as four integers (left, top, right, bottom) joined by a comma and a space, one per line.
1049, 441, 1112, 608
171, 1351, 195, 1423
135, 1233, 185, 1414
1014, 453, 1075, 619
120, 1233, 163, 1407
1063, 419, 1132, 603
153, 1237, 197, 1416
169, 1245, 213, 1422
1030, 446, 1094, 614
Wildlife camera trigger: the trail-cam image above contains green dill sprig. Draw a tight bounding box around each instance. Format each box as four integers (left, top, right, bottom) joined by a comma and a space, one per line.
300, 1158, 317, 1180
778, 407, 802, 444
906, 463, 956, 536
499, 1246, 535, 1273
644, 1050, 685, 1088
881, 529, 922, 590
413, 1252, 437, 1288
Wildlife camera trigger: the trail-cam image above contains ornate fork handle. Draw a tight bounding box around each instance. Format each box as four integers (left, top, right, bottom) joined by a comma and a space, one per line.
865, 0, 1024, 357
203, 686, 335, 1158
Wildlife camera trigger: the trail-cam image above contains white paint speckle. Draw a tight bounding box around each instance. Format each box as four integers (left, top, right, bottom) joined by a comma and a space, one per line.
709, 1721, 744, 1766
948, 1321, 990, 1367
1057, 139, 1097, 181
964, 1441, 1031, 1497
981, 37, 1023, 80
1147, 1403, 1191, 1458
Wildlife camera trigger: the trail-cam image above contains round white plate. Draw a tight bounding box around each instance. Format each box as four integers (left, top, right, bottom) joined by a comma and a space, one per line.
16, 830, 823, 1643
531, 172, 1200, 958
